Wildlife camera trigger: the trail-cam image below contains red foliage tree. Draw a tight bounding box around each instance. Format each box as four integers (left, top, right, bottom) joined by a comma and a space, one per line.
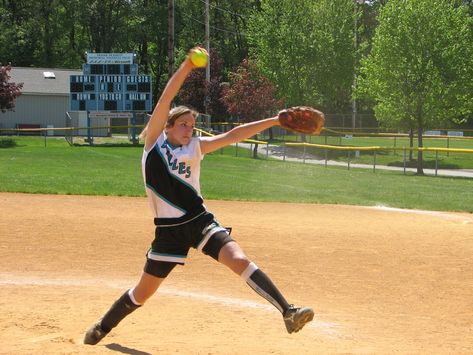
0, 64, 23, 113
221, 58, 284, 123
177, 48, 228, 120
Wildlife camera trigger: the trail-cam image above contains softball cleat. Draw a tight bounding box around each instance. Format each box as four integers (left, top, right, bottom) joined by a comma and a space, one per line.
283, 306, 314, 334
83, 321, 109, 345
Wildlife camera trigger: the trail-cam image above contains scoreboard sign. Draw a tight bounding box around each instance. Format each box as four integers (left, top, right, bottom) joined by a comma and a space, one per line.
86, 53, 134, 64
70, 53, 152, 112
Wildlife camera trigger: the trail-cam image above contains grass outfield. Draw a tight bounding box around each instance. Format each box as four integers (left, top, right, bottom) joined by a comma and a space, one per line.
0, 136, 472, 212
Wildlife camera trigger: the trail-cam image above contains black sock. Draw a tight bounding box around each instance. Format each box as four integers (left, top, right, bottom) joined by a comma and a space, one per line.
242, 262, 290, 315
100, 290, 141, 332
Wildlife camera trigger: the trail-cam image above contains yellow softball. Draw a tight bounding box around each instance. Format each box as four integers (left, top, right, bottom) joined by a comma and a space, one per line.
191, 49, 208, 68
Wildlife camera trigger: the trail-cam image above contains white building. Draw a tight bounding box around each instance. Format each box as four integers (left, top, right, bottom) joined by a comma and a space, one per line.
1, 67, 82, 135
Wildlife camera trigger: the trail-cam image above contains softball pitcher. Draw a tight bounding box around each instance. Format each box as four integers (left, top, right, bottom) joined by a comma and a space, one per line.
84, 47, 314, 345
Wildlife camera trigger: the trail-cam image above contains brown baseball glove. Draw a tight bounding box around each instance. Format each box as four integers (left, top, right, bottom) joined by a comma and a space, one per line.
278, 106, 325, 135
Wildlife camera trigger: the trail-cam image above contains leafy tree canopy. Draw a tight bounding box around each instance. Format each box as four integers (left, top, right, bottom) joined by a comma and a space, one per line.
358, 0, 473, 130
357, 0, 473, 173
221, 58, 283, 122
247, 0, 355, 112
0, 64, 23, 113
177, 48, 229, 119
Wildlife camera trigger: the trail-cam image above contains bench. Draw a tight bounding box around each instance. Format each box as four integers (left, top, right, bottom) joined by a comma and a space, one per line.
16, 124, 41, 136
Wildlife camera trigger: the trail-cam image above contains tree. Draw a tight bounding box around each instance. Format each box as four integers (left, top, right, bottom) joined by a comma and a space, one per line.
177, 48, 228, 119
247, 0, 355, 112
0, 1, 46, 66
0, 64, 23, 113
126, 0, 168, 96
221, 58, 283, 154
357, 0, 473, 174
0, 0, 86, 68
78, 0, 133, 53
174, 0, 257, 69
0, 0, 257, 101
221, 58, 283, 123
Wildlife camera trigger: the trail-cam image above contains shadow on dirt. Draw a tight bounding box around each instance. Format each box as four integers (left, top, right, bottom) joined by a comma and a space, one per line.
106, 343, 152, 355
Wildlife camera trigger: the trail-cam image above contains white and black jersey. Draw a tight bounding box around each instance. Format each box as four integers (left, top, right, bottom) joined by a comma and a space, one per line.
142, 132, 206, 226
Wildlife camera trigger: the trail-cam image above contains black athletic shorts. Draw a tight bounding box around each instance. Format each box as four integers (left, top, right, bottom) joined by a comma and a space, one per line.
144, 212, 234, 278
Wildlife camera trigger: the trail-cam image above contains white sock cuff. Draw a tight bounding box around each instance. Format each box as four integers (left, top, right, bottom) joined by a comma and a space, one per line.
128, 288, 141, 306
240, 262, 259, 281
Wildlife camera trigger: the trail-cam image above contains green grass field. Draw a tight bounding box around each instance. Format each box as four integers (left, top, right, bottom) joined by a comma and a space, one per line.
1, 136, 472, 212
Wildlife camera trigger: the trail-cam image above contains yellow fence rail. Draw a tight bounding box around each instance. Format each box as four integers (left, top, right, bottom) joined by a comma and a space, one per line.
284, 142, 473, 176
285, 142, 473, 154
322, 127, 473, 141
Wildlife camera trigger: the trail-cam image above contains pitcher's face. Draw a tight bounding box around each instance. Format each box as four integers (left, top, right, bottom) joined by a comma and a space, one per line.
166, 113, 196, 146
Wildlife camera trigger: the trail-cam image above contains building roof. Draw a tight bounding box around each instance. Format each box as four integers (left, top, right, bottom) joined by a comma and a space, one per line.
8, 67, 82, 96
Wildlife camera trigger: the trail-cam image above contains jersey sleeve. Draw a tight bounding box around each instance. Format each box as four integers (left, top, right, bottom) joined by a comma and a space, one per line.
194, 137, 204, 161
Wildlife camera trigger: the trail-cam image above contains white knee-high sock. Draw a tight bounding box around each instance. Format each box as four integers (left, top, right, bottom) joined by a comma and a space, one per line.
128, 287, 142, 306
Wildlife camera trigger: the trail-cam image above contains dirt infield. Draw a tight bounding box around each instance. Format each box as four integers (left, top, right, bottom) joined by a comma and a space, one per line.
0, 193, 472, 354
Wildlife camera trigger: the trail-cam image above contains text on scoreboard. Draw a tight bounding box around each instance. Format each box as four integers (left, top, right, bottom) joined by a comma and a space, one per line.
69, 59, 152, 112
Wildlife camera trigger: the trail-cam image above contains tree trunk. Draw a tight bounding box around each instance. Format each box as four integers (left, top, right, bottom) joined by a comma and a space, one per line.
141, 0, 150, 74
253, 143, 258, 158
41, 0, 54, 66
167, 0, 174, 77
141, 41, 149, 74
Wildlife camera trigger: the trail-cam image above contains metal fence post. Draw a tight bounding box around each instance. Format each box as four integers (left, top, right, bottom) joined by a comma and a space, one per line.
324, 149, 328, 168
403, 147, 407, 175
373, 150, 376, 173
266, 143, 269, 159
435, 150, 438, 176
347, 150, 351, 170
131, 111, 137, 145
86, 111, 93, 145
303, 145, 306, 164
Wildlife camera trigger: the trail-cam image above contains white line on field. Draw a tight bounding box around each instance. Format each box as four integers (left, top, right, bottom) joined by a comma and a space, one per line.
368, 205, 472, 224
0, 274, 339, 336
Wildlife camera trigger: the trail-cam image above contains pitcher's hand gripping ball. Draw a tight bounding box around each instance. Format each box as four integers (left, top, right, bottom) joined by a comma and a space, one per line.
190, 48, 208, 68
278, 106, 325, 135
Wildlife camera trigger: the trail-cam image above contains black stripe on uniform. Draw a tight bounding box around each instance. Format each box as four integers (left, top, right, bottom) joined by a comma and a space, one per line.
145, 146, 204, 222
